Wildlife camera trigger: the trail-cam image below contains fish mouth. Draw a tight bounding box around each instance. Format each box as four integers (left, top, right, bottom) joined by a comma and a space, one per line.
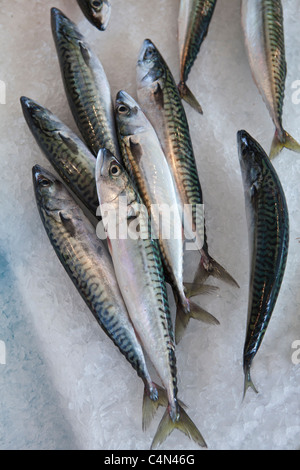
137, 38, 155, 64
96, 148, 119, 179
20, 96, 41, 120
237, 130, 252, 160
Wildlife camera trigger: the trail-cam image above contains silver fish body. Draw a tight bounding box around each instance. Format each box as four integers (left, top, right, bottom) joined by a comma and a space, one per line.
51, 8, 119, 158
95, 149, 206, 449
21, 96, 98, 217
115, 90, 218, 343
115, 91, 186, 308
32, 164, 165, 429
241, 0, 300, 158
77, 0, 111, 31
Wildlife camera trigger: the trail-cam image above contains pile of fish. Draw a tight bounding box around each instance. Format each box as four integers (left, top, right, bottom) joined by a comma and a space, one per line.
20, 0, 297, 449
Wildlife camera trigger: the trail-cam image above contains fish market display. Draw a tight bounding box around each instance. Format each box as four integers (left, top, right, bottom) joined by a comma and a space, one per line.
32, 164, 168, 428
115, 90, 218, 343
241, 0, 300, 158
96, 148, 207, 449
237, 130, 289, 396
21, 96, 98, 217
178, 0, 217, 114
51, 8, 119, 158
77, 0, 111, 31
137, 39, 238, 293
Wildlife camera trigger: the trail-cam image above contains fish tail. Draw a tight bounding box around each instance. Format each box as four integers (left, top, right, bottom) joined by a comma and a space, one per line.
270, 128, 300, 159
177, 81, 203, 115
142, 383, 168, 431
243, 364, 259, 399
183, 281, 219, 299
193, 252, 240, 288
151, 403, 207, 449
175, 298, 219, 344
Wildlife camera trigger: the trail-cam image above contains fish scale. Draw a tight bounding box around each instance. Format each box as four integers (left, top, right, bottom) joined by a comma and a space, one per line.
237, 130, 289, 396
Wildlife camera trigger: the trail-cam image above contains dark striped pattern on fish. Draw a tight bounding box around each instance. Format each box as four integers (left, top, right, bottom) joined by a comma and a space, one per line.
241, 0, 300, 158
237, 130, 289, 396
137, 39, 238, 290
179, 0, 217, 84
21, 96, 98, 216
32, 164, 163, 411
178, 0, 217, 112
261, 0, 286, 132
51, 8, 119, 158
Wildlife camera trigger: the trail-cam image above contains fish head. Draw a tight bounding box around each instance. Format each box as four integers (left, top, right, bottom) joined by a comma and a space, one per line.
237, 130, 264, 198
78, 0, 111, 31
32, 165, 74, 217
20, 96, 59, 134
115, 90, 148, 137
51, 7, 83, 44
96, 148, 135, 206
137, 39, 165, 89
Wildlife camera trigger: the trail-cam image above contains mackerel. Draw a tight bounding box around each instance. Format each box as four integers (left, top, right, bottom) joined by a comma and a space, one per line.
115, 90, 218, 343
241, 0, 300, 158
51, 8, 119, 158
137, 39, 239, 300
96, 149, 207, 449
32, 164, 167, 429
237, 130, 289, 396
178, 0, 217, 113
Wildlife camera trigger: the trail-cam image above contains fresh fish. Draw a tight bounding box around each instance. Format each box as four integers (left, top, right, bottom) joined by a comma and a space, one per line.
32, 164, 168, 429
96, 149, 207, 449
115, 90, 218, 344
21, 96, 98, 217
178, 0, 217, 114
137, 39, 239, 303
237, 130, 289, 396
241, 0, 300, 159
77, 0, 111, 31
51, 8, 119, 158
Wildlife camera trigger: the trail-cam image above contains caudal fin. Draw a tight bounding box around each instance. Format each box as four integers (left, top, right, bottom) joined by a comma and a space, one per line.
178, 81, 203, 115
143, 383, 187, 431
270, 128, 300, 159
143, 383, 168, 431
193, 253, 240, 289
184, 282, 219, 299
243, 365, 259, 399
175, 298, 219, 344
151, 404, 207, 449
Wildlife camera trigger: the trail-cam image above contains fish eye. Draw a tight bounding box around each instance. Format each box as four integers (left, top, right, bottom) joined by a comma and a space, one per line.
92, 1, 102, 9
39, 178, 50, 187
110, 164, 121, 176
117, 104, 129, 115
144, 47, 154, 60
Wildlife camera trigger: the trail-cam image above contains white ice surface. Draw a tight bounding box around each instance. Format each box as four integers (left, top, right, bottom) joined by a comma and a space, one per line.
0, 0, 299, 451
